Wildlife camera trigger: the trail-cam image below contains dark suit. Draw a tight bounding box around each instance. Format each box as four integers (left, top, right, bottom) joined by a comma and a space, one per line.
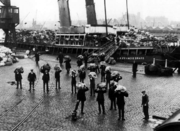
35, 53, 40, 65
116, 91, 129, 120
74, 88, 89, 114
100, 65, 106, 82
57, 52, 63, 66
142, 94, 149, 120
132, 62, 138, 77
90, 77, 95, 96
55, 70, 61, 89
79, 71, 86, 83
42, 73, 50, 92
15, 72, 22, 89
65, 60, 71, 74
28, 72, 36, 90
77, 59, 83, 67
106, 71, 111, 89
95, 89, 106, 114
71, 74, 76, 94
109, 86, 116, 110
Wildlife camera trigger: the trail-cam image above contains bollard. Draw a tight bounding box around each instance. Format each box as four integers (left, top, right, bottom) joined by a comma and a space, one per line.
165, 59, 168, 68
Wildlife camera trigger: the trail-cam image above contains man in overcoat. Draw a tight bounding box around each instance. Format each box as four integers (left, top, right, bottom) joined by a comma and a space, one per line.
42, 70, 50, 92
15, 70, 22, 89
95, 87, 106, 114
116, 90, 129, 121
74, 87, 89, 114
28, 69, 36, 91
57, 51, 64, 66
141, 91, 149, 120
35, 52, 40, 66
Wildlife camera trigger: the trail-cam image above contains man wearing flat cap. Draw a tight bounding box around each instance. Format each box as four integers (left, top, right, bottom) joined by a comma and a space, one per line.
28, 69, 36, 91
141, 91, 149, 120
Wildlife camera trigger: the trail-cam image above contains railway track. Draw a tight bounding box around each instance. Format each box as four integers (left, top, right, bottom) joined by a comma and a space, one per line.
0, 57, 58, 131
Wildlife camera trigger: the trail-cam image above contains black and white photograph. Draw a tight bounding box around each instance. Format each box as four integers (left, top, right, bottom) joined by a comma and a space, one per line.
0, 0, 180, 130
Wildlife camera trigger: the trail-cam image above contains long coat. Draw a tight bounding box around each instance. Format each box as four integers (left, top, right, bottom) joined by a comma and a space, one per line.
77, 88, 89, 101
95, 89, 106, 103
35, 53, 39, 62
106, 71, 111, 82
77, 59, 83, 67
108, 86, 116, 100
42, 73, 50, 82
28, 72, 36, 82
142, 94, 149, 106
55, 70, 61, 79
116, 91, 129, 107
15, 73, 22, 81
79, 71, 86, 80
57, 52, 64, 64
65, 61, 71, 70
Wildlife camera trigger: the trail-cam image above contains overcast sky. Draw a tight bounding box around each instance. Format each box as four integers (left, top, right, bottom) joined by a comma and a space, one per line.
9, 0, 180, 23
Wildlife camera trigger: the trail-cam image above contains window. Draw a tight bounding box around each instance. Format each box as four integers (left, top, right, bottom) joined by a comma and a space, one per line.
14, 9, 19, 13
8, 8, 12, 13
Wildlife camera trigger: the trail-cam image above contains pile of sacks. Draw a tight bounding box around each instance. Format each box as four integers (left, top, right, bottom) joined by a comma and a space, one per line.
0, 46, 19, 67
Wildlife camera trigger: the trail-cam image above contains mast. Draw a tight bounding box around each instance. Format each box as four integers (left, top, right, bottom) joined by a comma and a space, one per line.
126, 0, 130, 29
104, 0, 108, 36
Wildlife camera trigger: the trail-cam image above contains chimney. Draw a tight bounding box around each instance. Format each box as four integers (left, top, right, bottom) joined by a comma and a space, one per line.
58, 0, 71, 27
85, 0, 97, 25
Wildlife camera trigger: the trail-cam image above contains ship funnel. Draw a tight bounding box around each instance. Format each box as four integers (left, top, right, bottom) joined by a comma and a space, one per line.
58, 0, 71, 27
85, 0, 97, 25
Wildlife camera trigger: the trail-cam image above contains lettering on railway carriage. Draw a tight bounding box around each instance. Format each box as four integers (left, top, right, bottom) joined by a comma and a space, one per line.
119, 57, 145, 60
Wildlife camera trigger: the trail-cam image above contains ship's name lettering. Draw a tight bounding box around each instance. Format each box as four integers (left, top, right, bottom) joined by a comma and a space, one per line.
119, 57, 144, 60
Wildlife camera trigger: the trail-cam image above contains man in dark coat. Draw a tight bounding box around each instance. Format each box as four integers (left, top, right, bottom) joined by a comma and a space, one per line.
109, 81, 117, 110
89, 76, 95, 96
141, 91, 149, 120
95, 87, 106, 114
116, 90, 129, 121
79, 69, 86, 83
100, 65, 106, 82
71, 70, 77, 94
74, 87, 89, 114
83, 51, 88, 68
14, 70, 22, 89
132, 61, 138, 77
42, 70, 50, 93
28, 69, 36, 91
55, 70, 61, 89
35, 52, 40, 66
77, 59, 83, 68
65, 60, 71, 74
57, 51, 64, 66
106, 70, 111, 89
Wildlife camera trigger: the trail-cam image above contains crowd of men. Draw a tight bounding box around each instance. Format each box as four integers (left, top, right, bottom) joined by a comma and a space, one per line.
13, 51, 149, 122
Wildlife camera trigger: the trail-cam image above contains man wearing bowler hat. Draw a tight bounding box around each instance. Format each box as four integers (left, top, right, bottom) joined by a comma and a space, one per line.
141, 91, 149, 120
28, 69, 36, 91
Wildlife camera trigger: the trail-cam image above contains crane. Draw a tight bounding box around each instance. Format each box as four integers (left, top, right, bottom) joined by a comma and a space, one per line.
0, 0, 19, 45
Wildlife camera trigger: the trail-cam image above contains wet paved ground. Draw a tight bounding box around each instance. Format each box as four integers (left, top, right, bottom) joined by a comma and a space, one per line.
0, 53, 180, 131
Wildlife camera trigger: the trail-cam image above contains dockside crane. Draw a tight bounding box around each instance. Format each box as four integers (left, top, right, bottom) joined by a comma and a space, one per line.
0, 0, 19, 45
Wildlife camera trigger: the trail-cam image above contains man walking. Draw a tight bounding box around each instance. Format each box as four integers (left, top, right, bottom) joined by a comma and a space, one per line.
132, 60, 138, 77
35, 52, 40, 66
57, 51, 64, 66
42, 70, 50, 93
28, 69, 36, 91
141, 91, 149, 120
